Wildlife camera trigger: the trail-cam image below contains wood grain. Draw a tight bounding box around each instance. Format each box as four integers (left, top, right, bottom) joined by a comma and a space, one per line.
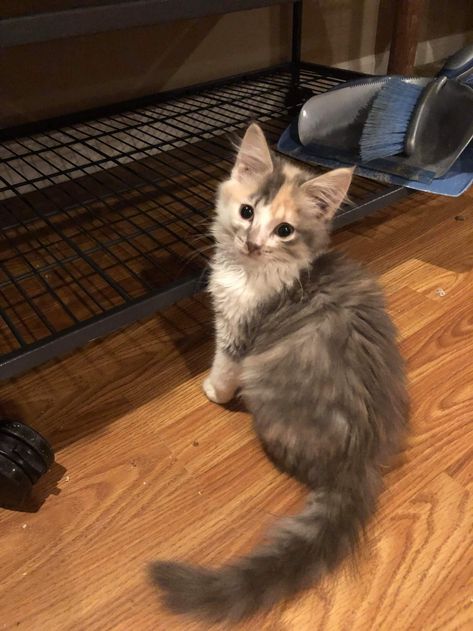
1, 189, 473, 630
387, 0, 426, 75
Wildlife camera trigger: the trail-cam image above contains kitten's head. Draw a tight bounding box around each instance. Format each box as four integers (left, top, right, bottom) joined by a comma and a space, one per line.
214, 123, 353, 268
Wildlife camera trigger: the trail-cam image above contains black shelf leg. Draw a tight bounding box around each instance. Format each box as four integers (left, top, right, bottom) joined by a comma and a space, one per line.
287, 1, 312, 111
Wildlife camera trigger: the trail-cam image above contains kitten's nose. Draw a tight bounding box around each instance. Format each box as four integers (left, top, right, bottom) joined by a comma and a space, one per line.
247, 241, 261, 254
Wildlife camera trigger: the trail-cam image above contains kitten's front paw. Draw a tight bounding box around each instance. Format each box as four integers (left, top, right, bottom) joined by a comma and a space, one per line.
203, 377, 234, 405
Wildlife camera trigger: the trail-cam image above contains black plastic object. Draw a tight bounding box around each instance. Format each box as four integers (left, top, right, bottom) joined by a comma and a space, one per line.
0, 421, 54, 510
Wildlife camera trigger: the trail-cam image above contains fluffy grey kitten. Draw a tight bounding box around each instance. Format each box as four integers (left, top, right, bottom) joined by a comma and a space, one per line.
152, 123, 409, 622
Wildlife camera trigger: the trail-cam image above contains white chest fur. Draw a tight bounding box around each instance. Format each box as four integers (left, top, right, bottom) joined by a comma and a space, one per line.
209, 262, 262, 345
209, 256, 301, 348
211, 263, 261, 311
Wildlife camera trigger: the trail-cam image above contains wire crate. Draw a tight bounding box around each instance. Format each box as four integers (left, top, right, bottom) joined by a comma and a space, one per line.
1, 12, 408, 380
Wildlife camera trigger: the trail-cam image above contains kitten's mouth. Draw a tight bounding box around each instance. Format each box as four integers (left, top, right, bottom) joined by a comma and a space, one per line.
240, 247, 264, 260
234, 240, 257, 259
245, 250, 263, 258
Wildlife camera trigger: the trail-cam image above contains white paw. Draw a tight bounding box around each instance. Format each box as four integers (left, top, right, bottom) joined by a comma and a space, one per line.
203, 378, 233, 404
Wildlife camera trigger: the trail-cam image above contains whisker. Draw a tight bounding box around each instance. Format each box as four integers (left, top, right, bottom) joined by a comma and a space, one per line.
175, 244, 213, 278
190, 234, 214, 244
182, 244, 215, 265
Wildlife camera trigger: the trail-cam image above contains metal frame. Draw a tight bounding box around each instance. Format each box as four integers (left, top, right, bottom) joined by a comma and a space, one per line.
0, 2, 409, 380
0, 0, 300, 47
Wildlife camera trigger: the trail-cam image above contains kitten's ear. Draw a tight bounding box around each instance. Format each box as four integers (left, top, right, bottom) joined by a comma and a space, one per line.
232, 124, 273, 182
301, 168, 354, 221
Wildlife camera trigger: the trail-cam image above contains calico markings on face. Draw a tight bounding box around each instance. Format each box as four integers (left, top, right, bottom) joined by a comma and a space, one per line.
214, 123, 353, 265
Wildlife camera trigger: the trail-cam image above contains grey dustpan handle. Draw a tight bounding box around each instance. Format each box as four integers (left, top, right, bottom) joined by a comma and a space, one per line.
405, 77, 447, 156
439, 44, 473, 80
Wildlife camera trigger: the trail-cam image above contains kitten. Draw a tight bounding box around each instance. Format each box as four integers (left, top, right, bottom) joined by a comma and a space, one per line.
151, 123, 409, 622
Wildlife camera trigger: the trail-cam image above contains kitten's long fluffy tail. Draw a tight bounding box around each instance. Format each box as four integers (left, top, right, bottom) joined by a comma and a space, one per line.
151, 471, 380, 623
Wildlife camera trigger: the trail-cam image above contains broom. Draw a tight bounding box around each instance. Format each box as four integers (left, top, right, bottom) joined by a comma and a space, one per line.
360, 44, 473, 163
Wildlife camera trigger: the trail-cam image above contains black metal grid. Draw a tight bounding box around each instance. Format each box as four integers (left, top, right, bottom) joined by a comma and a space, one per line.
0, 63, 407, 379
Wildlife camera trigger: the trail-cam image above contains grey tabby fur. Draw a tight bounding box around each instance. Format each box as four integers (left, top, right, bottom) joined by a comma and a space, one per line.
151, 124, 409, 623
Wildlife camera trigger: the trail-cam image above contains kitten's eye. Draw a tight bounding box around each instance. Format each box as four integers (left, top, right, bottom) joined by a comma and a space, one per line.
275, 223, 294, 238
240, 204, 254, 220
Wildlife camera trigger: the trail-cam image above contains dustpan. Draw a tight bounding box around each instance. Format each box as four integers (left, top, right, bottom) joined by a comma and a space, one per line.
292, 75, 473, 185
292, 44, 473, 185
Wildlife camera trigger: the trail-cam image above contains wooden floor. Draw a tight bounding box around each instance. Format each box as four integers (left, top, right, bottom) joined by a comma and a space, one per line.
0, 188, 472, 631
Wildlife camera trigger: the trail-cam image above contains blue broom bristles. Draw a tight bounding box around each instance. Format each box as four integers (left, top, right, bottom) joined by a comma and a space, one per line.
360, 78, 424, 162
